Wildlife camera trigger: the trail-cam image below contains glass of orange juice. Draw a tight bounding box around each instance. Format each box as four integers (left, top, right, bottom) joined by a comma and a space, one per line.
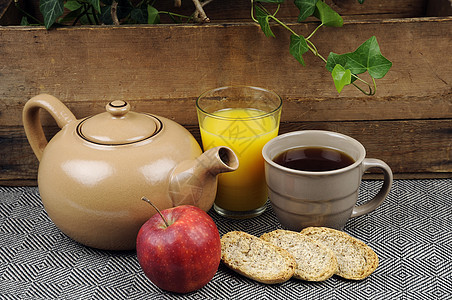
196, 86, 282, 218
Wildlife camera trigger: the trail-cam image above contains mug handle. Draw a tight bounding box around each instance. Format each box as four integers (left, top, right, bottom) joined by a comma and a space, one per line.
351, 158, 393, 218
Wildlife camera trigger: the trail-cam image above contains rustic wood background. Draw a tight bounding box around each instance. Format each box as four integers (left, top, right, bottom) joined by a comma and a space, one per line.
0, 0, 451, 185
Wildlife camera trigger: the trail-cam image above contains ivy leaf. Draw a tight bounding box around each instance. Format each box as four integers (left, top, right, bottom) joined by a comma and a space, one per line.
255, 5, 275, 38
327, 53, 357, 83
332, 64, 351, 93
360, 36, 392, 79
40, 0, 64, 29
86, 0, 101, 13
147, 5, 160, 24
289, 34, 308, 66
130, 8, 146, 23
313, 1, 343, 27
326, 52, 356, 82
326, 36, 392, 81
326, 52, 347, 72
367, 51, 392, 79
20, 16, 30, 26
58, 7, 82, 24
64, 0, 82, 11
294, 0, 318, 22
358, 0, 365, 3
100, 5, 113, 24
345, 36, 392, 78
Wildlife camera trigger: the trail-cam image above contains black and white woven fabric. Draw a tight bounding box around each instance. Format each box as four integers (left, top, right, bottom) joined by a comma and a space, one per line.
0, 179, 451, 299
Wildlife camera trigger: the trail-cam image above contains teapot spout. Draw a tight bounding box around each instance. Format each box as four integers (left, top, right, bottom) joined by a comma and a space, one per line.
198, 146, 239, 176
169, 146, 239, 211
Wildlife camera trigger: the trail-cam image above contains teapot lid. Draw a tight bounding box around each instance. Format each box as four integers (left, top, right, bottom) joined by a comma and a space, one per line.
77, 100, 161, 145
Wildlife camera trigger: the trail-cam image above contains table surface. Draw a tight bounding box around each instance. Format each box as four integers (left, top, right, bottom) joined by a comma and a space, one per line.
0, 179, 451, 299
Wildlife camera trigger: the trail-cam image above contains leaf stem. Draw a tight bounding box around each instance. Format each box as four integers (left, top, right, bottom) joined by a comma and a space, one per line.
261, 5, 328, 63
351, 74, 376, 95
268, 15, 298, 36
252, 2, 297, 36
307, 40, 327, 63
159, 11, 193, 22
72, 4, 90, 26
272, 4, 281, 17
84, 4, 93, 25
371, 77, 377, 95
91, 6, 100, 25
306, 23, 323, 40
251, 0, 258, 23
351, 82, 367, 94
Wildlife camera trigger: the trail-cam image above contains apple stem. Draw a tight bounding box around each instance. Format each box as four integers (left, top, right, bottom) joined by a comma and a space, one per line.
141, 196, 170, 228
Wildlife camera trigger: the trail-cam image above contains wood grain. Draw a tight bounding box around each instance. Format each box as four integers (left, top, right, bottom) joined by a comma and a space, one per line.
1, 119, 451, 185
1, 18, 451, 123
0, 16, 451, 184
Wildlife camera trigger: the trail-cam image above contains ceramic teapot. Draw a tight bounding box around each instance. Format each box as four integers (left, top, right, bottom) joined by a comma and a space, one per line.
23, 94, 238, 250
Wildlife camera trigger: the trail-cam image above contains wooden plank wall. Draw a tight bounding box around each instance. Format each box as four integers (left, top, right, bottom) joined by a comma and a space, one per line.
0, 2, 451, 185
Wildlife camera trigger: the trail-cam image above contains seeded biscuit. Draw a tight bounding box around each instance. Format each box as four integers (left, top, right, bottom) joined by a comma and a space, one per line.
220, 231, 296, 284
300, 227, 379, 280
261, 229, 337, 281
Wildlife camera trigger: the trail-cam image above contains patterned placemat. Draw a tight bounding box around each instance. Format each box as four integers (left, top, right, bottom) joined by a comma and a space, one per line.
0, 179, 451, 299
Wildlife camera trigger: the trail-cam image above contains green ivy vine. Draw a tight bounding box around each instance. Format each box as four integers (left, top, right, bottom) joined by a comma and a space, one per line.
252, 0, 392, 94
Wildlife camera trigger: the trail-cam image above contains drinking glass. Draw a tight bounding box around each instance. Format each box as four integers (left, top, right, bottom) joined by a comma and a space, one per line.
196, 86, 282, 218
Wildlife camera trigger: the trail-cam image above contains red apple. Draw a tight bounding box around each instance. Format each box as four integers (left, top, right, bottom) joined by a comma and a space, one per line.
136, 199, 221, 294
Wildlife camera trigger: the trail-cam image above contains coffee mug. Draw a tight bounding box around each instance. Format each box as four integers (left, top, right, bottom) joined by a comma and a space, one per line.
262, 130, 393, 230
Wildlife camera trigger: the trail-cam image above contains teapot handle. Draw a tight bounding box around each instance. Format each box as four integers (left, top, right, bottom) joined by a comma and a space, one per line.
23, 94, 77, 161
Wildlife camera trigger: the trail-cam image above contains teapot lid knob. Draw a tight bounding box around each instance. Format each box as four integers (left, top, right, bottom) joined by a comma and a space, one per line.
106, 100, 130, 117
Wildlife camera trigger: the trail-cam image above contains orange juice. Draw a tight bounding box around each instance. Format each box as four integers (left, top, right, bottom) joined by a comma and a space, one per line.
200, 108, 279, 212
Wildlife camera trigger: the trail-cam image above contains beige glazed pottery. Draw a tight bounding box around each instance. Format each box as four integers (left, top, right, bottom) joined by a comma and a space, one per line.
262, 130, 393, 231
23, 94, 238, 250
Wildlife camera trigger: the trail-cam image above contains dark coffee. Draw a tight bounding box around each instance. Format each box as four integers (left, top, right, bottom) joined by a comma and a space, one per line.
273, 146, 355, 172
